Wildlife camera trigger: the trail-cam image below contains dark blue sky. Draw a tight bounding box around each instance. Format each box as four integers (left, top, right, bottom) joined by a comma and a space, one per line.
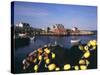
13, 1, 97, 30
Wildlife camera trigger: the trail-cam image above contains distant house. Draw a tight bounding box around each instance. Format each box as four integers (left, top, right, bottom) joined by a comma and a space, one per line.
16, 22, 23, 27
72, 27, 79, 32
16, 22, 30, 28
18, 33, 27, 37
51, 24, 66, 34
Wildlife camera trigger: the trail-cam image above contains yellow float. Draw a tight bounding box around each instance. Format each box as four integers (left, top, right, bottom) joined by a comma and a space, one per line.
83, 51, 90, 58
63, 64, 71, 70
44, 48, 50, 54
48, 64, 56, 71
34, 65, 38, 72
79, 59, 85, 65
45, 58, 50, 64
38, 55, 42, 61
55, 67, 60, 71
74, 65, 79, 70
79, 45, 84, 50
84, 46, 89, 51
52, 53, 56, 59
80, 65, 87, 70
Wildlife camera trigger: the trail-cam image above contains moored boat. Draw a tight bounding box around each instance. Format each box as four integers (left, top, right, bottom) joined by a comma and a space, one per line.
71, 39, 81, 44
30, 36, 35, 41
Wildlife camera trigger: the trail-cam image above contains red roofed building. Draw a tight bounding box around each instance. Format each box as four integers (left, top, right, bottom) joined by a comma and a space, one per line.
51, 24, 66, 34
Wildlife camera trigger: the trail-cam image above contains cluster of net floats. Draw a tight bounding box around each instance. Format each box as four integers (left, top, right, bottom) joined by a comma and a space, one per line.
22, 40, 97, 72
78, 40, 97, 70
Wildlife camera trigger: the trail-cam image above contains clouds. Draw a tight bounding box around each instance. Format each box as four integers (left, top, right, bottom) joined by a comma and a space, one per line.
14, 3, 50, 17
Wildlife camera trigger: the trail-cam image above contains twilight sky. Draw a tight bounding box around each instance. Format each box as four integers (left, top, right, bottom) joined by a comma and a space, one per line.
13, 1, 97, 30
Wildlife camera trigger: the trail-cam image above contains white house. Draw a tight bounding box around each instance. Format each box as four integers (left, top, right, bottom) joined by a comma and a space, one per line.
72, 27, 78, 32
16, 22, 23, 27
18, 33, 26, 37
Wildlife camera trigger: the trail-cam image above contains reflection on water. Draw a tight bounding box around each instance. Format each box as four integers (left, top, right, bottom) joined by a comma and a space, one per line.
15, 35, 97, 73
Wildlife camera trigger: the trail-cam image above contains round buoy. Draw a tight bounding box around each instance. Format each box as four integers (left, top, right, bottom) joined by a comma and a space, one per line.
80, 65, 87, 70
34, 65, 38, 72
74, 65, 79, 70
52, 53, 56, 59
55, 67, 60, 71
48, 64, 56, 71
45, 58, 50, 64
63, 64, 71, 70
83, 51, 90, 58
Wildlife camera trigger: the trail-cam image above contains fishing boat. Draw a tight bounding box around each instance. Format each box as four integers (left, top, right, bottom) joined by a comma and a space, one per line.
30, 36, 35, 41
71, 39, 81, 44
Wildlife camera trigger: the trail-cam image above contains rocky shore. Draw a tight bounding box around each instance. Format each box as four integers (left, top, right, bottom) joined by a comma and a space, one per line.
37, 30, 94, 36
